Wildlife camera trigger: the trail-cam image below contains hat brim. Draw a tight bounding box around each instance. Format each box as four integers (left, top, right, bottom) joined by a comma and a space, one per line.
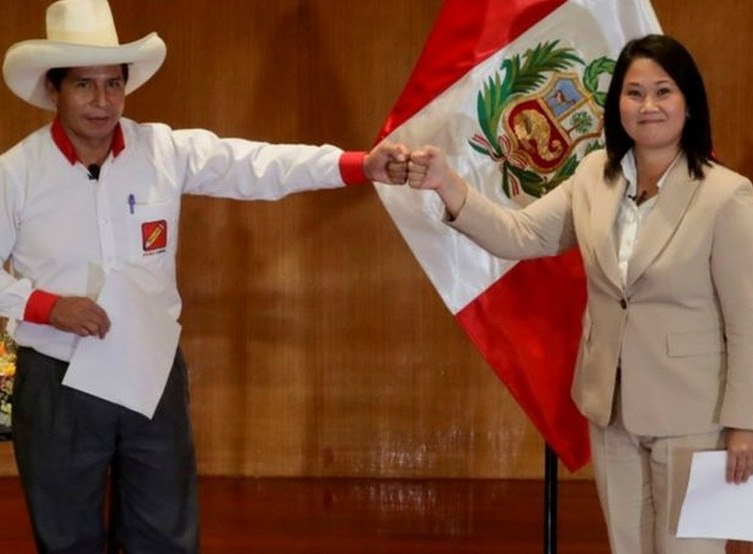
2, 32, 166, 110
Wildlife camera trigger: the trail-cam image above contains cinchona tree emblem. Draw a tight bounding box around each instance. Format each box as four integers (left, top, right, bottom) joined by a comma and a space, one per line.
469, 40, 615, 206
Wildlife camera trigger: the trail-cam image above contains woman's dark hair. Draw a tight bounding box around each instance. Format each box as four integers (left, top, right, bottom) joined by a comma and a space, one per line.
45, 63, 130, 91
603, 34, 712, 180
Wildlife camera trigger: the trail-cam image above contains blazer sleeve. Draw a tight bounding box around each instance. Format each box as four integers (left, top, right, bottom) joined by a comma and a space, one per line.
445, 177, 577, 260
713, 180, 753, 430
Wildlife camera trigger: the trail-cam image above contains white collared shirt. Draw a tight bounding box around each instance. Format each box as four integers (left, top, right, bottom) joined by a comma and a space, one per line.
615, 150, 680, 285
0, 118, 348, 361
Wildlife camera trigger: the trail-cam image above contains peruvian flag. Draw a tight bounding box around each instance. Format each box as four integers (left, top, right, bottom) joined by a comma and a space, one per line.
375, 0, 661, 471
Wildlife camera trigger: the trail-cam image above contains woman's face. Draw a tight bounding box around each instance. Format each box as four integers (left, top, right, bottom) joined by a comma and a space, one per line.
619, 57, 687, 156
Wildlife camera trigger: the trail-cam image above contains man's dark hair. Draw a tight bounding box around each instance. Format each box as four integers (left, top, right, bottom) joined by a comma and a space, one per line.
603, 34, 713, 181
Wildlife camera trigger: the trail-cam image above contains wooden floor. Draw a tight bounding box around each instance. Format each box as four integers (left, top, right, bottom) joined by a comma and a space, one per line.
1, 475, 751, 554
0, 476, 611, 553
1, 476, 750, 553
201, 478, 611, 554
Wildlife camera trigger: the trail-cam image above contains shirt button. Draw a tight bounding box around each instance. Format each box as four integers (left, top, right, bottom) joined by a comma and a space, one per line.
619, 298, 628, 309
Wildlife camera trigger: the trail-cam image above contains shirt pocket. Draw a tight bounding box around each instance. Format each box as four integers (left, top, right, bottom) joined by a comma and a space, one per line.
126, 197, 178, 263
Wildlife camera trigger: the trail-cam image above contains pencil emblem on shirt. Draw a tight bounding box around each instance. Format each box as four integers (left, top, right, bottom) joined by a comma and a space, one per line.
141, 220, 167, 252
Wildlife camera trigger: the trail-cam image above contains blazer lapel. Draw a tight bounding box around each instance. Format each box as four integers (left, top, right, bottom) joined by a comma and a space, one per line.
625, 159, 700, 289
590, 174, 626, 291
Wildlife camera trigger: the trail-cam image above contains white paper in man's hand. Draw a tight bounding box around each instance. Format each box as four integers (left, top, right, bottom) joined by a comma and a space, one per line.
63, 271, 181, 419
677, 450, 753, 541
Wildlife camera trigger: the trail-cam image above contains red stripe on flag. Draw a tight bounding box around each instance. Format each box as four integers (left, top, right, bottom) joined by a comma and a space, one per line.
455, 249, 589, 471
377, 0, 566, 141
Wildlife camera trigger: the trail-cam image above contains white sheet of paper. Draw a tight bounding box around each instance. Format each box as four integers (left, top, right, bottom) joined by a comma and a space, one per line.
677, 450, 753, 541
63, 271, 181, 419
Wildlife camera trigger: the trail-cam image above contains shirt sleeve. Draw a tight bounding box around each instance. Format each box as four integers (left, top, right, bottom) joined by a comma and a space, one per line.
339, 151, 367, 185
23, 290, 60, 324
168, 126, 355, 199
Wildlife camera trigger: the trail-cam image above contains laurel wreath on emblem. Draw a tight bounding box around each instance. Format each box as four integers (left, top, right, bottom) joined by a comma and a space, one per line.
469, 40, 615, 200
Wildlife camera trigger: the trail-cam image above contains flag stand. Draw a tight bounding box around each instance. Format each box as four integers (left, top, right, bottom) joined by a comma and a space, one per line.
544, 443, 558, 554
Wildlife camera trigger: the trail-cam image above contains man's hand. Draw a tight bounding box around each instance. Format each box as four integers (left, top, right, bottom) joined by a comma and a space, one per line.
49, 296, 111, 339
363, 140, 410, 184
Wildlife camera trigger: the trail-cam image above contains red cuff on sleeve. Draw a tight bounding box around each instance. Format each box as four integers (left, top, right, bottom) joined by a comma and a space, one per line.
339, 151, 367, 185
23, 290, 61, 324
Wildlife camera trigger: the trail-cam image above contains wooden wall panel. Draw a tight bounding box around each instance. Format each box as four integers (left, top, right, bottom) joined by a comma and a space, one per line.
0, 1, 750, 480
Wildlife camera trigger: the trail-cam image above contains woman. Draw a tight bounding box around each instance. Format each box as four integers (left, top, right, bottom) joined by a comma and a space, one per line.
407, 34, 753, 554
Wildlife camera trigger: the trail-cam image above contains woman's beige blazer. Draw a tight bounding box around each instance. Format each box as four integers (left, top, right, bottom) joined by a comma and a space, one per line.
449, 150, 753, 434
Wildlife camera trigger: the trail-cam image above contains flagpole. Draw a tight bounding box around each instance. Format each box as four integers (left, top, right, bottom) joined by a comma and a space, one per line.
544, 443, 558, 554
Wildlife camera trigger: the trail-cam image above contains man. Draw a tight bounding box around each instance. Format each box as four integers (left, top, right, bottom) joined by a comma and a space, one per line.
0, 0, 408, 552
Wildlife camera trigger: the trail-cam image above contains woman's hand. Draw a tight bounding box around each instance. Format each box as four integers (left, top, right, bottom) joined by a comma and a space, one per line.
725, 428, 753, 484
408, 145, 469, 218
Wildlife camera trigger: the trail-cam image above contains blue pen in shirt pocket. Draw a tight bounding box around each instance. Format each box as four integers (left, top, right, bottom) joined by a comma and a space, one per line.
128, 193, 135, 214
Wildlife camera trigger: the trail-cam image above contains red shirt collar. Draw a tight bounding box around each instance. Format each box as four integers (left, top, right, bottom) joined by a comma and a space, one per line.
51, 117, 125, 165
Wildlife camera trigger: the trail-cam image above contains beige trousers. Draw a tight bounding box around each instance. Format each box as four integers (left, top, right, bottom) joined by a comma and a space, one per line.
589, 388, 726, 554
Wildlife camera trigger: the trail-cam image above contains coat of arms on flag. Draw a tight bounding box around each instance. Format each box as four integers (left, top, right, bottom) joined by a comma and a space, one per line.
470, 41, 614, 205
374, 0, 661, 471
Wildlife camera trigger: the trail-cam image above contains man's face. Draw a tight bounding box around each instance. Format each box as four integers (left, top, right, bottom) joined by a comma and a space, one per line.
46, 64, 126, 146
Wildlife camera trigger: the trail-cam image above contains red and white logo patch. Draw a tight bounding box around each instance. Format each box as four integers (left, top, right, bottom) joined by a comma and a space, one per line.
141, 220, 167, 252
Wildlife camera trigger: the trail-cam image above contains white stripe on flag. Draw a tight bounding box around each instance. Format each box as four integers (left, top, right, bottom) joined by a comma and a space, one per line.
374, 0, 662, 471
376, 0, 661, 315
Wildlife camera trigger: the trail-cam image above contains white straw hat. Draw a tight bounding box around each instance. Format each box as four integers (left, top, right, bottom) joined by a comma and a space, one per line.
2, 0, 166, 110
